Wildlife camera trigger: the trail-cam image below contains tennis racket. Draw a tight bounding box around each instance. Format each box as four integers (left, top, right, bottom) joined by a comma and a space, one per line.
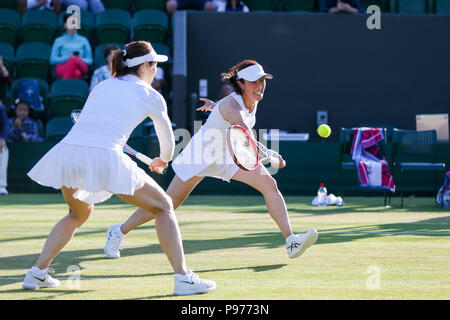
70, 109, 167, 174
227, 125, 281, 171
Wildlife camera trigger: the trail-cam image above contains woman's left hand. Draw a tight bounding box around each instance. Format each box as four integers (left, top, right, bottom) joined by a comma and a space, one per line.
196, 98, 215, 112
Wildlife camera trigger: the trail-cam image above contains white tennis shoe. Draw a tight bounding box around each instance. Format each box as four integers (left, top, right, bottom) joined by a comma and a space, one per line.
173, 270, 217, 296
104, 224, 125, 259
286, 229, 318, 259
22, 266, 60, 290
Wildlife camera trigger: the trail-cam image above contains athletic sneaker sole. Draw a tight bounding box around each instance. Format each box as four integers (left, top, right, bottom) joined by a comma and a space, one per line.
173, 283, 217, 296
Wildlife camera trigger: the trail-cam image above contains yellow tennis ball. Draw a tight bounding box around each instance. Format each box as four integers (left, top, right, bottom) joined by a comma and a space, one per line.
317, 124, 331, 138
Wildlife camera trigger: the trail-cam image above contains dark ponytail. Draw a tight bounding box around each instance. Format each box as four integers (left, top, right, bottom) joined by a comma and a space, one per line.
111, 41, 157, 77
220, 59, 259, 95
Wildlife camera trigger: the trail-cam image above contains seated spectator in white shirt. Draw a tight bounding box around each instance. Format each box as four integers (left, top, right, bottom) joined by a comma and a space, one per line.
18, 0, 62, 14
90, 45, 119, 92
151, 67, 165, 94
214, 0, 249, 12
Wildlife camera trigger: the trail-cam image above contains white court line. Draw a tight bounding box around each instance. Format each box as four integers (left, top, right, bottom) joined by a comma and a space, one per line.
1, 277, 449, 284
0, 229, 449, 236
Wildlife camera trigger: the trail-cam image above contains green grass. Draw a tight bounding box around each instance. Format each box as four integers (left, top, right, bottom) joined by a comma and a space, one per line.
0, 194, 449, 300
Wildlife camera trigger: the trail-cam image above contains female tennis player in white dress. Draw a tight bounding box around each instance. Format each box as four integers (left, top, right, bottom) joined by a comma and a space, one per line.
104, 59, 318, 261
22, 41, 216, 296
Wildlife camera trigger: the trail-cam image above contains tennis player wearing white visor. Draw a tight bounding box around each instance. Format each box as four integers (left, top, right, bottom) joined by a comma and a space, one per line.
105, 59, 318, 263
22, 41, 216, 296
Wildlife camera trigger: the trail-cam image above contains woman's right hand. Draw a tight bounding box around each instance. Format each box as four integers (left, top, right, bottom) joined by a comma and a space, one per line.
196, 98, 215, 112
149, 157, 168, 174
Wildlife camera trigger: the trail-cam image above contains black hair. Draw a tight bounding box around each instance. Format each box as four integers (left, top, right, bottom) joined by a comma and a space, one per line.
63, 13, 73, 24
104, 45, 120, 60
220, 59, 259, 95
110, 41, 157, 77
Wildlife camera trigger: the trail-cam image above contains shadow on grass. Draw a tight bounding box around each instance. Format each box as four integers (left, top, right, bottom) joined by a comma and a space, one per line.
316, 216, 450, 245
0, 264, 287, 299
1, 215, 448, 276
0, 232, 285, 275
0, 286, 93, 299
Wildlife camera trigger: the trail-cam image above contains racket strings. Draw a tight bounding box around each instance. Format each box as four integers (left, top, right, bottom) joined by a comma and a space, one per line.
230, 128, 258, 170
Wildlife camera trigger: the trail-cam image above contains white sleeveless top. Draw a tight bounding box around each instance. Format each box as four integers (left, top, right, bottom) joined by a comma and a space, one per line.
204, 92, 257, 132
172, 92, 258, 182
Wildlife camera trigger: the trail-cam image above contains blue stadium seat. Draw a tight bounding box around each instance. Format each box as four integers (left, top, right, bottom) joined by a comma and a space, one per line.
392, 0, 428, 13
16, 42, 51, 80
49, 79, 89, 117
0, 9, 21, 46
45, 116, 74, 141
435, 0, 450, 14
359, 0, 389, 12
103, 0, 133, 11
0, 0, 17, 10
21, 9, 58, 44
132, 10, 168, 43
95, 9, 131, 44
135, 0, 167, 11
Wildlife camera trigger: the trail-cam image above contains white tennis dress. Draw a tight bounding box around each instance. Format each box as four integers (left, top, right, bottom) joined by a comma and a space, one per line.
28, 74, 175, 204
172, 92, 257, 182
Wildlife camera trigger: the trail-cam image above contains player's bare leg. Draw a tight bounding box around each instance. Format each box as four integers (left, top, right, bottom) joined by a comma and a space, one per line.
231, 164, 293, 239
23, 187, 94, 289
231, 164, 318, 259
119, 175, 204, 234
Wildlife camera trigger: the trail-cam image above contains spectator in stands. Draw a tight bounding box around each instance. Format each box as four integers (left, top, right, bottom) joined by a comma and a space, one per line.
217, 84, 234, 99
7, 100, 42, 143
89, 45, 119, 92
166, 0, 216, 16
18, 0, 62, 14
0, 101, 9, 195
0, 56, 10, 84
214, 0, 249, 12
0, 56, 12, 108
50, 13, 93, 80
60, 0, 105, 14
152, 66, 165, 94
321, 0, 365, 13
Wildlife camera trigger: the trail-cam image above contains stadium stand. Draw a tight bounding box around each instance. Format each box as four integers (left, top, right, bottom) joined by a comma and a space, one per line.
103, 0, 134, 11
435, 0, 450, 14
16, 42, 52, 80
44, 116, 74, 141
135, 0, 167, 11
10, 78, 48, 118
49, 79, 89, 117
132, 9, 169, 43
282, 0, 316, 12
0, 42, 15, 75
57, 10, 95, 41
95, 9, 132, 44
0, 8, 21, 46
21, 9, 58, 44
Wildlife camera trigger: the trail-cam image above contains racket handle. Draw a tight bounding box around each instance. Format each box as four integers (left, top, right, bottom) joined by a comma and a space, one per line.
136, 153, 152, 166
136, 153, 167, 174
266, 149, 280, 166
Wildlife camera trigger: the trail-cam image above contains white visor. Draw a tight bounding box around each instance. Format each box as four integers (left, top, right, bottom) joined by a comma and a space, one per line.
123, 50, 168, 68
236, 64, 273, 82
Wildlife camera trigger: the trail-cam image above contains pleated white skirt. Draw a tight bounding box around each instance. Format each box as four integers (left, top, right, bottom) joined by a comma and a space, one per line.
27, 142, 149, 204
172, 128, 240, 182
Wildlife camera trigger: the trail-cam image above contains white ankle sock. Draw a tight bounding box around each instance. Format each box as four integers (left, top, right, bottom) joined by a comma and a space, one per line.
115, 225, 125, 238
